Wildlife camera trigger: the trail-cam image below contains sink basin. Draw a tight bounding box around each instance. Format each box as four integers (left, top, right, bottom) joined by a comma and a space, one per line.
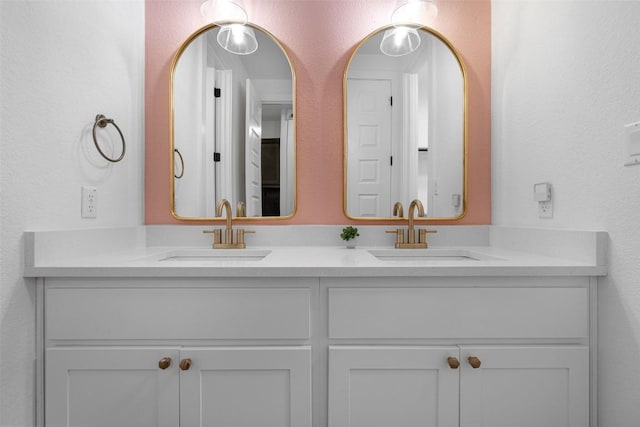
368, 248, 499, 262
149, 249, 271, 263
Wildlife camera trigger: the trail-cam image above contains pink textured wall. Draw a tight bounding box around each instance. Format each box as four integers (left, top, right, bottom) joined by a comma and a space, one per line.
145, 0, 491, 224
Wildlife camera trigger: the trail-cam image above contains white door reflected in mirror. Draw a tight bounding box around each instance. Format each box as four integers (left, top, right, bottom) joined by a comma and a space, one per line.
345, 26, 466, 220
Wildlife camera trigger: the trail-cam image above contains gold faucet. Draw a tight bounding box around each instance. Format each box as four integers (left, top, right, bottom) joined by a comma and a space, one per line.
386, 199, 436, 248
393, 202, 404, 218
236, 201, 246, 217
203, 198, 254, 249
407, 199, 424, 244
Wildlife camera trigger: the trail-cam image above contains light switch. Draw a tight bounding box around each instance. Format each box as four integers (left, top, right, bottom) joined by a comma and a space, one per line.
534, 182, 553, 219
624, 122, 640, 167
533, 182, 551, 202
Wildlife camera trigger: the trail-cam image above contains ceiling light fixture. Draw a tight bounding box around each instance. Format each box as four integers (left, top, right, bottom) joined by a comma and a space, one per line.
216, 23, 258, 55
390, 0, 438, 25
380, 0, 437, 57
201, 0, 248, 23
200, 0, 258, 55
379, 26, 421, 57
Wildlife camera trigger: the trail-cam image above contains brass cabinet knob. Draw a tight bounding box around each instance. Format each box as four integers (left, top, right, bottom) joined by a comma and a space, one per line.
179, 358, 192, 371
158, 357, 172, 370
468, 356, 482, 369
447, 357, 460, 369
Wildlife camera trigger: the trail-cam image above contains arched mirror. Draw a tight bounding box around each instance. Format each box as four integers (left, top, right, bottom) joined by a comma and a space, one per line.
171, 23, 295, 220
344, 25, 466, 220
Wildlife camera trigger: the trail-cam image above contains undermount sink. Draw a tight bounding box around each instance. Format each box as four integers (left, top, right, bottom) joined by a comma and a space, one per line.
150, 249, 271, 263
368, 248, 500, 262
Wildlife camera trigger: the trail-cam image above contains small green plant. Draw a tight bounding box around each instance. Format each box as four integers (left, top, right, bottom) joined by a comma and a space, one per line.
340, 226, 360, 241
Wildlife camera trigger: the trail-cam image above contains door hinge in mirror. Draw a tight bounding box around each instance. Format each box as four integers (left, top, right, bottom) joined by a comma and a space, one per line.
214, 88, 221, 98
214, 152, 221, 162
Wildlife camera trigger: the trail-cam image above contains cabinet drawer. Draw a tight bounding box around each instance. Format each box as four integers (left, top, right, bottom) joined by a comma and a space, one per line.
47, 286, 311, 340
329, 287, 588, 339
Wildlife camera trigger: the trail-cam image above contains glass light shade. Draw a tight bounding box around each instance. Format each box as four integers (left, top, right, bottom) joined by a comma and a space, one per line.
391, 0, 438, 25
201, 0, 248, 23
379, 26, 421, 57
217, 24, 258, 55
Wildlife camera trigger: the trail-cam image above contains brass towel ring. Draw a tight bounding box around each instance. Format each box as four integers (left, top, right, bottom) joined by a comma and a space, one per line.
174, 148, 184, 179
92, 114, 126, 163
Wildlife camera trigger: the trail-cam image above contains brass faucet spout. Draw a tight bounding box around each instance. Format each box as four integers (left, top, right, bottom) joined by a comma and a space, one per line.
393, 202, 404, 218
216, 199, 233, 230
407, 199, 425, 236
236, 201, 246, 217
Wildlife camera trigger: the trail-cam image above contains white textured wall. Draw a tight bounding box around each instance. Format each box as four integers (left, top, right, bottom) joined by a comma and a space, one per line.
174, 35, 206, 217
492, 1, 640, 425
0, 1, 144, 425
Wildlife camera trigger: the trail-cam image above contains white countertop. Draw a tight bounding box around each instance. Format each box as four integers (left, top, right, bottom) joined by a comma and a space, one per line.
23, 225, 608, 278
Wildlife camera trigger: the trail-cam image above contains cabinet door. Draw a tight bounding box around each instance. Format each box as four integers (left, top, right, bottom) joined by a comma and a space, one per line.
180, 347, 312, 427
329, 346, 460, 427
460, 346, 589, 427
46, 348, 179, 427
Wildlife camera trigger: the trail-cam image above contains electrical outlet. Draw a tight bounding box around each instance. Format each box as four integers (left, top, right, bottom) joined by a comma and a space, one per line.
81, 187, 97, 218
538, 200, 553, 219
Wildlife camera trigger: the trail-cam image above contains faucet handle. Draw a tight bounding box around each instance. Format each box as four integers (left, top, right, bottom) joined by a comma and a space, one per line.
203, 229, 222, 247
385, 228, 404, 247
417, 229, 437, 247
235, 229, 255, 247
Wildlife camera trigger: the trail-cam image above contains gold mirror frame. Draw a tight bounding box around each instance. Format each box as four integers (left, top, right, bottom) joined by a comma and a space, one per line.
343, 25, 468, 221
170, 22, 297, 221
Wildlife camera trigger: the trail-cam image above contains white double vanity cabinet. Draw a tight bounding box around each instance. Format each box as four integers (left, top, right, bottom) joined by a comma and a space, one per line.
25, 226, 606, 427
